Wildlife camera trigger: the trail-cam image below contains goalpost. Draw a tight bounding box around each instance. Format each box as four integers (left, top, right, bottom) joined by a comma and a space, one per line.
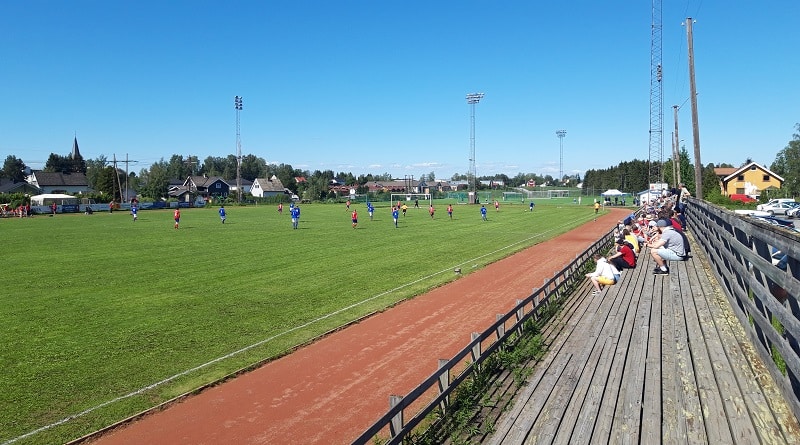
390, 193, 432, 208
502, 192, 524, 202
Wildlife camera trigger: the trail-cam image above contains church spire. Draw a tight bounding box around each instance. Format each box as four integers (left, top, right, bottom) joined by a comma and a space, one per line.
71, 134, 81, 159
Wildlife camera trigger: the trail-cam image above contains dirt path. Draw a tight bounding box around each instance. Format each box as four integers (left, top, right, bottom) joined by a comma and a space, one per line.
89, 208, 628, 445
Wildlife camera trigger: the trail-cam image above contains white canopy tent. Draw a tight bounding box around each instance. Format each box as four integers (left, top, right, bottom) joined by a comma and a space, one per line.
600, 189, 629, 197
30, 194, 78, 206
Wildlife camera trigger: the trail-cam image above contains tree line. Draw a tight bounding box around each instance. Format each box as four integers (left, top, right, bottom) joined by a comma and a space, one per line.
3, 123, 798, 201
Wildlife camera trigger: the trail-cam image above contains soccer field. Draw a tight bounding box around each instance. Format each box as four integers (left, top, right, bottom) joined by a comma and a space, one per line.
1, 199, 600, 444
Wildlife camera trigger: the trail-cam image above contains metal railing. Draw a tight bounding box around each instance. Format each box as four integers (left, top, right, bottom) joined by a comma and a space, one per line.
353, 228, 616, 444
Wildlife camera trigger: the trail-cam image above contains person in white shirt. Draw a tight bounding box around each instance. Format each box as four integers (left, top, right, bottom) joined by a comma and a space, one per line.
586, 254, 618, 296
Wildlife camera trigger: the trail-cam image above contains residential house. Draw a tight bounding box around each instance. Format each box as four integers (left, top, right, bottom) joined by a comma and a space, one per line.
252, 175, 286, 198
366, 180, 408, 193
229, 178, 253, 196
433, 181, 453, 192
0, 178, 41, 195
27, 170, 91, 195
450, 180, 469, 190
184, 175, 230, 200
714, 162, 783, 198
328, 178, 352, 195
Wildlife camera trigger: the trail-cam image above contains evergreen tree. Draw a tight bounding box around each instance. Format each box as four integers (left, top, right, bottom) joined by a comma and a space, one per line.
771, 124, 800, 197
2, 155, 27, 182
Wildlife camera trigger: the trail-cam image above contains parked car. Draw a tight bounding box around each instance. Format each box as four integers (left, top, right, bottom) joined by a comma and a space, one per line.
755, 201, 797, 215
729, 194, 757, 203
785, 203, 800, 218
752, 215, 795, 228
758, 198, 796, 209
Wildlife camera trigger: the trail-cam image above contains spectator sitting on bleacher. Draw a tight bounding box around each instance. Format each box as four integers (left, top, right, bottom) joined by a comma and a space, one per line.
673, 208, 686, 231
622, 228, 640, 253
608, 238, 637, 270
644, 219, 660, 244
647, 219, 687, 275
632, 223, 647, 246
668, 209, 683, 232
586, 254, 618, 296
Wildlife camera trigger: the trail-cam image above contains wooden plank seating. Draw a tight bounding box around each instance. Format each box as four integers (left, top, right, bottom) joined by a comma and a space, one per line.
488, 233, 800, 444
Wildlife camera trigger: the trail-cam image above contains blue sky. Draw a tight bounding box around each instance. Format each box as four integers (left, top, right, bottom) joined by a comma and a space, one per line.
1, 1, 797, 181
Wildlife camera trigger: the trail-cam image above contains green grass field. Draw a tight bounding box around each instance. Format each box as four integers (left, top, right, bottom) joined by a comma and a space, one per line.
0, 198, 604, 444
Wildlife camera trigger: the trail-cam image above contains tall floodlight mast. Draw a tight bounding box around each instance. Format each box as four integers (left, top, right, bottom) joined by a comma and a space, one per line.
235, 96, 243, 203
466, 92, 484, 203
556, 130, 567, 184
648, 0, 664, 186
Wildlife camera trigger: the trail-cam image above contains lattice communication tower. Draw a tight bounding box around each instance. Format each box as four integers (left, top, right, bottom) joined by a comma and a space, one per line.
648, 0, 664, 185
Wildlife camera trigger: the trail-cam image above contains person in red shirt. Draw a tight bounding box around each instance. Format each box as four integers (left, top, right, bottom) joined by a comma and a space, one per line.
429, 205, 435, 219
174, 208, 181, 229
608, 238, 636, 270
351, 209, 358, 229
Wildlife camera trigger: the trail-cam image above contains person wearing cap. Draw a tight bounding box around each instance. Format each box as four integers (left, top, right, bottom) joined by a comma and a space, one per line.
644, 219, 660, 244
647, 218, 686, 274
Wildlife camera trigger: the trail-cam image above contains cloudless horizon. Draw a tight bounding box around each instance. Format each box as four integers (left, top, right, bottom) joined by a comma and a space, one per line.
1, 1, 798, 181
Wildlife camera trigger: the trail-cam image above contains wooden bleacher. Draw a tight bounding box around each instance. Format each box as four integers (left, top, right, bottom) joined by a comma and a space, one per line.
487, 233, 800, 444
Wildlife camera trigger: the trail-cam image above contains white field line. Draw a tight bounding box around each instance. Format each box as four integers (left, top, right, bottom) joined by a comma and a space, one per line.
5, 214, 598, 445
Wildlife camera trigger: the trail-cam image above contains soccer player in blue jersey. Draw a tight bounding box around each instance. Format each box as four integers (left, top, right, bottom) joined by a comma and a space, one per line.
219, 205, 226, 224
291, 205, 300, 229
392, 206, 399, 228
480, 205, 487, 221
131, 205, 138, 222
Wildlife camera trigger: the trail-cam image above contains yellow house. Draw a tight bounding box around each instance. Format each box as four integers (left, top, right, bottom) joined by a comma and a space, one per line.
714, 161, 783, 198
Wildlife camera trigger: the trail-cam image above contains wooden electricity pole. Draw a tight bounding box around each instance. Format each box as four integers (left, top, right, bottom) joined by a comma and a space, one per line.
686, 17, 703, 199
673, 105, 681, 186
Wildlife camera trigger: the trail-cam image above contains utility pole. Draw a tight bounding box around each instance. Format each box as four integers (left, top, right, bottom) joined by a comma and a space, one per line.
686, 18, 702, 199
123, 153, 138, 202
672, 105, 680, 186
112, 154, 124, 203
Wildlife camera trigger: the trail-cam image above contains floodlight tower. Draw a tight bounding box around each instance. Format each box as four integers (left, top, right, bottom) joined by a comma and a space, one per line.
556, 130, 567, 183
235, 96, 243, 203
648, 0, 664, 185
466, 92, 484, 202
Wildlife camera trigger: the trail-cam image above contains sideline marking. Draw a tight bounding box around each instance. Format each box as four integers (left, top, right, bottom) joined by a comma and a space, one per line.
5, 214, 602, 444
